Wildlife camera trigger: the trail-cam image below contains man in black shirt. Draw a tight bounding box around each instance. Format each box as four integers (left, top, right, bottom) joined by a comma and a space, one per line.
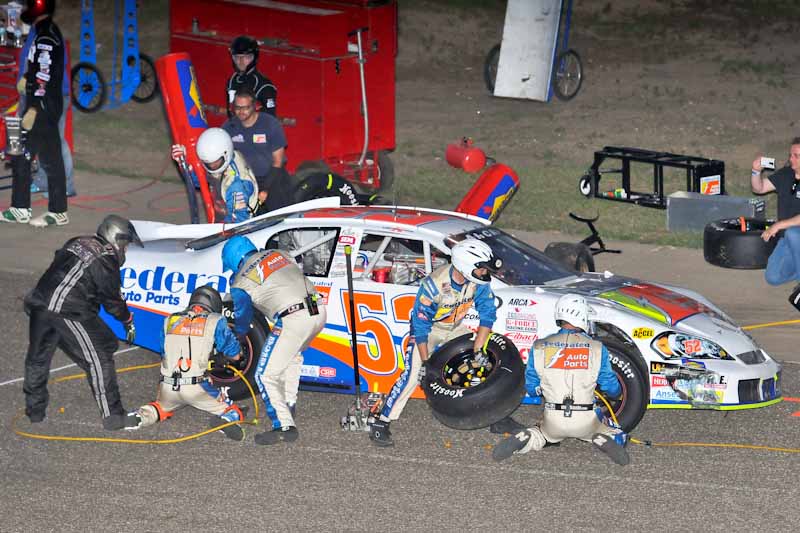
226, 35, 277, 118
752, 137, 800, 310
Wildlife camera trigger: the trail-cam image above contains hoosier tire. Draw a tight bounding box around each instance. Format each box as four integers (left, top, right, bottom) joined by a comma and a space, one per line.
703, 218, 777, 269
422, 333, 525, 430
209, 301, 270, 401
598, 338, 648, 433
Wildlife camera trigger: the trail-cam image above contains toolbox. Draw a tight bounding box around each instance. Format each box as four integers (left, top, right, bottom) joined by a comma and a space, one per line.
666, 191, 765, 232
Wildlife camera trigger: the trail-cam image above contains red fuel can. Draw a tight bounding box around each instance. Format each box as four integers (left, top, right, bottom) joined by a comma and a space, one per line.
445, 138, 487, 173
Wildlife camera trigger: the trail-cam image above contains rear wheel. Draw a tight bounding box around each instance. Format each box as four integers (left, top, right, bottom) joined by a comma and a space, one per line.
483, 43, 501, 93
703, 218, 777, 269
131, 53, 159, 103
211, 302, 270, 401
552, 49, 583, 101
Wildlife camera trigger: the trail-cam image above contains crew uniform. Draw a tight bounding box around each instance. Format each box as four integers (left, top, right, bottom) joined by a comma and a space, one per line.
131, 287, 246, 440
23, 215, 141, 430
7, 9, 68, 224
226, 35, 277, 117
378, 263, 497, 424
218, 151, 259, 222
222, 236, 327, 445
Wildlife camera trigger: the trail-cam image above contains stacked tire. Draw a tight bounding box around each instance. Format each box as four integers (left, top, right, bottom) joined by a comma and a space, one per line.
704, 218, 777, 269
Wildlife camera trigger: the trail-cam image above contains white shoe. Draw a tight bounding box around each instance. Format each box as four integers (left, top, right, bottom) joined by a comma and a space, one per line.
0, 207, 32, 223
30, 211, 69, 227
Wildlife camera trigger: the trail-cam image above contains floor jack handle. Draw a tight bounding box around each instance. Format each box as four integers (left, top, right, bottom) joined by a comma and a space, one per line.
344, 245, 363, 414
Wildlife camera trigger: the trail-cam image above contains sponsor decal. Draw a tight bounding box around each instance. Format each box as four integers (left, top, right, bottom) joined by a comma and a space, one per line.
545, 347, 590, 370
653, 388, 682, 401
427, 381, 464, 399
319, 367, 336, 378
504, 331, 537, 347
508, 297, 535, 307
632, 327, 654, 339
120, 266, 227, 306
36, 43, 53, 51
700, 175, 721, 195
651, 375, 669, 387
300, 365, 320, 378
489, 333, 507, 349
682, 339, 702, 355
253, 133, 267, 143
338, 235, 356, 245
506, 312, 537, 333
338, 183, 359, 205
610, 353, 635, 380
231, 134, 244, 143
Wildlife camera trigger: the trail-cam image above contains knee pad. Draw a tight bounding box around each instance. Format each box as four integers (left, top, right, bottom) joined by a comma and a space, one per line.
222, 404, 243, 422
146, 401, 173, 422
519, 426, 548, 453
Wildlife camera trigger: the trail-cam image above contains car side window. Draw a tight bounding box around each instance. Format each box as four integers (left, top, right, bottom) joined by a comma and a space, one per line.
266, 227, 339, 277
359, 233, 448, 285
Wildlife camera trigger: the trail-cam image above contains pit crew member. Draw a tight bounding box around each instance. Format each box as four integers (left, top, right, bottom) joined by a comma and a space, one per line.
226, 35, 277, 117
171, 127, 259, 223
752, 138, 800, 311
369, 238, 523, 447
0, 0, 69, 227
128, 286, 247, 441
492, 293, 629, 465
22, 215, 142, 430
222, 88, 290, 214
221, 236, 327, 445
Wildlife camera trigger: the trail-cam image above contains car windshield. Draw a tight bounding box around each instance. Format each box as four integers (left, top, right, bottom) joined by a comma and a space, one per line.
186, 217, 283, 251
450, 228, 575, 285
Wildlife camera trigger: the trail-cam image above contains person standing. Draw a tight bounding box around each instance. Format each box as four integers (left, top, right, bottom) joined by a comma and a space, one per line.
369, 238, 522, 447
226, 35, 277, 117
0, 0, 69, 226
128, 286, 248, 441
221, 235, 327, 445
23, 215, 142, 430
222, 88, 290, 214
492, 293, 629, 465
752, 138, 800, 310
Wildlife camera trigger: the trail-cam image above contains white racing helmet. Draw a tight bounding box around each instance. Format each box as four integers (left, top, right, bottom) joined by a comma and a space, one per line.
450, 238, 501, 285
554, 293, 590, 333
196, 128, 234, 176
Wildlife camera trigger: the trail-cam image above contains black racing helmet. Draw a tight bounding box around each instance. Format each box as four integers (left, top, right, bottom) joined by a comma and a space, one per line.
230, 35, 258, 70
188, 285, 223, 314
22, 0, 56, 24
96, 214, 143, 265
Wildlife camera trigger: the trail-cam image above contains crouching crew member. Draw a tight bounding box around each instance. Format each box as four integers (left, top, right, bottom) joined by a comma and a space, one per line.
23, 215, 142, 430
128, 286, 248, 441
221, 236, 327, 445
369, 238, 522, 448
493, 293, 630, 465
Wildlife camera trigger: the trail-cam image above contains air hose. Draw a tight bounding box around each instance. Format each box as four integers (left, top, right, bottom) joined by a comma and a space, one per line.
12, 363, 260, 444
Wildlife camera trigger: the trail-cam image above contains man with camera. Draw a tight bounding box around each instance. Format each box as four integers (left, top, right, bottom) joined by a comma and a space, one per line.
751, 137, 800, 310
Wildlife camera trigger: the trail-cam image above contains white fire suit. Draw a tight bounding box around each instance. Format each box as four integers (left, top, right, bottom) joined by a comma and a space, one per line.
230, 250, 327, 429
519, 327, 625, 452
379, 263, 496, 422
135, 308, 243, 427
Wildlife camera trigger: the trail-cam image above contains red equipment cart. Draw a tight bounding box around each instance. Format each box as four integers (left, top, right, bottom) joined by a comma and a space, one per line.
168, 0, 396, 193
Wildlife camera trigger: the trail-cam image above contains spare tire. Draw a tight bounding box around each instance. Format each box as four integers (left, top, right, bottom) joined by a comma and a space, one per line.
294, 172, 369, 206
544, 242, 595, 272
422, 333, 525, 430
704, 218, 777, 269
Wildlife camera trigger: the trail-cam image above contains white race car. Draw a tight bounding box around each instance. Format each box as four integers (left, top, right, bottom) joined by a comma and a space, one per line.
106, 199, 782, 430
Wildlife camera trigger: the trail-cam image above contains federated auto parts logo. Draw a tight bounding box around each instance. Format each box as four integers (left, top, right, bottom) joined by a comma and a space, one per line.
120, 266, 228, 306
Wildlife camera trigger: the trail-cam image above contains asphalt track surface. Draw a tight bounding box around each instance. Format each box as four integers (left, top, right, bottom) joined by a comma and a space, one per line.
1, 175, 799, 531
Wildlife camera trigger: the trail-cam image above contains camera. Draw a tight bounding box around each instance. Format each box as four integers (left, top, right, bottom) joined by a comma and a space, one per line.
760, 157, 775, 170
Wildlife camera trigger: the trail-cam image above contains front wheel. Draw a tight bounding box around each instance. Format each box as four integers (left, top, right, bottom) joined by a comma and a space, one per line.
552, 49, 583, 101
597, 339, 648, 432
579, 173, 594, 197
71, 62, 106, 113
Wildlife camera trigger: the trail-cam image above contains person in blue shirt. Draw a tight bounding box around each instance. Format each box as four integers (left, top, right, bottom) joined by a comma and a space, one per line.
493, 293, 630, 465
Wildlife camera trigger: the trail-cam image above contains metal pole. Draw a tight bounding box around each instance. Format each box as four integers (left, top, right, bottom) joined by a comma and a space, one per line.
344, 245, 363, 420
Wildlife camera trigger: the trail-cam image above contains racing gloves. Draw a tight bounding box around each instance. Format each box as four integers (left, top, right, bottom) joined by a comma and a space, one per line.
21, 108, 36, 131
417, 359, 431, 383
124, 315, 136, 345
16, 77, 25, 95
472, 349, 490, 367
171, 144, 187, 162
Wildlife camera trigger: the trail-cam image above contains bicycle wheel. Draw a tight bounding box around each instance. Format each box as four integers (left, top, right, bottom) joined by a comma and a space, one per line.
71, 62, 106, 113
483, 43, 501, 93
131, 53, 159, 103
552, 49, 583, 101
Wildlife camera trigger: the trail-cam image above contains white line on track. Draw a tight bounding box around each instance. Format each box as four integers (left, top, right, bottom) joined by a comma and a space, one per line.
0, 346, 140, 387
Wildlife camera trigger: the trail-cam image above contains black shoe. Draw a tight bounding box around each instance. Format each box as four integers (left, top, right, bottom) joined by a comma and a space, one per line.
789, 284, 800, 312
103, 413, 141, 431
489, 416, 527, 435
212, 417, 245, 441
591, 433, 630, 466
254, 426, 299, 445
369, 419, 394, 447
27, 412, 45, 423
492, 430, 532, 462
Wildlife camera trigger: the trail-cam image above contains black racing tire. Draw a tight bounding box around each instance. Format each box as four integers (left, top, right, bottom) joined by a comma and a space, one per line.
703, 218, 777, 269
131, 53, 159, 103
423, 333, 525, 430
579, 173, 594, 197
483, 43, 501, 93
597, 339, 648, 433
294, 171, 365, 206
376, 150, 394, 194
294, 160, 331, 183
210, 301, 270, 401
552, 49, 583, 101
71, 62, 106, 113
544, 242, 595, 273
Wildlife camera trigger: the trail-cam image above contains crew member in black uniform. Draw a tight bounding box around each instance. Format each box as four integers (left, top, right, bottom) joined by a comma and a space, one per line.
23, 215, 143, 430
226, 35, 277, 117
0, 0, 69, 227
